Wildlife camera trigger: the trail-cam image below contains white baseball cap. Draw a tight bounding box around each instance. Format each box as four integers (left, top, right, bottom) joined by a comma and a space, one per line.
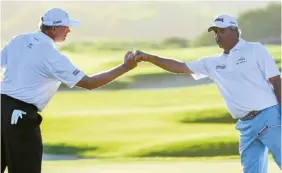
208, 14, 238, 32
41, 8, 80, 27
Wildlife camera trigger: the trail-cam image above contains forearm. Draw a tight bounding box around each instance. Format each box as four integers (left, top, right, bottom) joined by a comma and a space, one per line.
268, 76, 281, 105
77, 64, 129, 90
273, 82, 281, 105
90, 64, 128, 88
148, 54, 191, 74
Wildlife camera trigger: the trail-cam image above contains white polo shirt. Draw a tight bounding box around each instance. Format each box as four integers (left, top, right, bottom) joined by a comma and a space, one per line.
0, 31, 85, 111
186, 39, 280, 119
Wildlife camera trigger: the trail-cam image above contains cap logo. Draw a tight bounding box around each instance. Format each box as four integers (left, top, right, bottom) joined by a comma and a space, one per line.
214, 17, 224, 22
53, 20, 62, 25
230, 21, 236, 25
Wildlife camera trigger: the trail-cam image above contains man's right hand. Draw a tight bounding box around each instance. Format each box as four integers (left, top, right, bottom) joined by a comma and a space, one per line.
123, 51, 137, 71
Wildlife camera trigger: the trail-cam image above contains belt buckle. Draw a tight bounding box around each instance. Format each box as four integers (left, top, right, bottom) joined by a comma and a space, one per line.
241, 111, 259, 121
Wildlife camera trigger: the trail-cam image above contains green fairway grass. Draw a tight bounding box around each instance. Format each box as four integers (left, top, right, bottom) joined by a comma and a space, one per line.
41, 159, 281, 173
44, 85, 224, 116
41, 85, 240, 158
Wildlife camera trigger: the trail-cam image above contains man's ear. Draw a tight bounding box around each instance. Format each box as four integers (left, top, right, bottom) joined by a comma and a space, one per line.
235, 27, 241, 38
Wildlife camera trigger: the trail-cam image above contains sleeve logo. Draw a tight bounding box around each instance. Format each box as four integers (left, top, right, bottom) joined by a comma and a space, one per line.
72, 69, 80, 76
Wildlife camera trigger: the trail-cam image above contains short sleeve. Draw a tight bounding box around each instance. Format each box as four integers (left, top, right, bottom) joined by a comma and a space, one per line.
45, 50, 85, 88
255, 43, 280, 79
1, 36, 19, 69
185, 58, 210, 80
1, 42, 9, 68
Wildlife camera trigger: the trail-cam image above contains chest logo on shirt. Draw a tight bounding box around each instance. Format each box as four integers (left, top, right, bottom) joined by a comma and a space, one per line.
216, 64, 226, 70
33, 37, 39, 41
27, 43, 33, 49
236, 57, 247, 65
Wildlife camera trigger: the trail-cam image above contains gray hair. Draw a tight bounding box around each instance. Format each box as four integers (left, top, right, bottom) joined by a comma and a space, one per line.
228, 26, 241, 38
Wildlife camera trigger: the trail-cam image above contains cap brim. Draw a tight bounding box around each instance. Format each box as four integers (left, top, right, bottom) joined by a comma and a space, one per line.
66, 20, 80, 27
208, 25, 228, 32
208, 26, 218, 32
208, 24, 238, 32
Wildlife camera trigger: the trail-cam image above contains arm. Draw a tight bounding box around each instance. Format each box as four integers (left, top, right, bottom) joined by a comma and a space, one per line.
76, 64, 130, 90
135, 50, 193, 74
148, 54, 193, 74
269, 75, 281, 105
76, 51, 137, 90
46, 50, 137, 90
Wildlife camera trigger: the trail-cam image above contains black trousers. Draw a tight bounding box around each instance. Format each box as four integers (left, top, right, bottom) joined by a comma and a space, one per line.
1, 94, 43, 173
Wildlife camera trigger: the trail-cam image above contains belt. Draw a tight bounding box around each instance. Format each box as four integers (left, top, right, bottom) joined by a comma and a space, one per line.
240, 110, 260, 121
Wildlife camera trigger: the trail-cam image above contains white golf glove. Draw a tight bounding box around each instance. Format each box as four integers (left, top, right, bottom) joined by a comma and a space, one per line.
11, 110, 26, 125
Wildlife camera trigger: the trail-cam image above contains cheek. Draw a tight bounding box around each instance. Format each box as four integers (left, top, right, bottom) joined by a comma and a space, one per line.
59, 29, 67, 36
54, 29, 62, 36
64, 29, 69, 35
218, 33, 228, 39
215, 33, 222, 38
223, 32, 233, 38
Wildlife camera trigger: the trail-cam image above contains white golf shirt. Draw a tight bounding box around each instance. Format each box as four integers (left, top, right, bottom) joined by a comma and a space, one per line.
186, 39, 280, 119
0, 31, 85, 111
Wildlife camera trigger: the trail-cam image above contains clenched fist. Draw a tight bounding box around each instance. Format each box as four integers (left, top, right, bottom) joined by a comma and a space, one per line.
134, 50, 152, 62
123, 51, 137, 71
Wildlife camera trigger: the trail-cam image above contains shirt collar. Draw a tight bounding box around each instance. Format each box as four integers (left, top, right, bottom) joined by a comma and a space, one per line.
34, 30, 56, 48
230, 39, 245, 52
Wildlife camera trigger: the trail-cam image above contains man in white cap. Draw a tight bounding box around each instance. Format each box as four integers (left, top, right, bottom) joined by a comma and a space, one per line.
1, 8, 137, 173
135, 14, 281, 172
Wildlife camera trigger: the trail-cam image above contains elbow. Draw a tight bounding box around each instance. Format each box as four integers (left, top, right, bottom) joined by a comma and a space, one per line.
270, 77, 281, 90
87, 81, 102, 90
85, 86, 94, 90
85, 83, 99, 90
77, 76, 99, 90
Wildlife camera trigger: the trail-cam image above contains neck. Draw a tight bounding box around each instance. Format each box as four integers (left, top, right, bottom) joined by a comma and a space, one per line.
42, 30, 55, 41
223, 38, 239, 54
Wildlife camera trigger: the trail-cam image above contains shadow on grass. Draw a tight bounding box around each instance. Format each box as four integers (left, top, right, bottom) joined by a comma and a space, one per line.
43, 143, 98, 158
129, 73, 213, 89
136, 141, 239, 157
175, 109, 237, 124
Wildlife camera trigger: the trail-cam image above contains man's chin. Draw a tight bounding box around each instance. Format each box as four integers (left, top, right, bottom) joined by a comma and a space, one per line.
55, 38, 66, 42
217, 43, 223, 48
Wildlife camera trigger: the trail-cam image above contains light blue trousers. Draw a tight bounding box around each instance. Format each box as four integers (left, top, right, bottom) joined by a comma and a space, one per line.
235, 104, 281, 173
